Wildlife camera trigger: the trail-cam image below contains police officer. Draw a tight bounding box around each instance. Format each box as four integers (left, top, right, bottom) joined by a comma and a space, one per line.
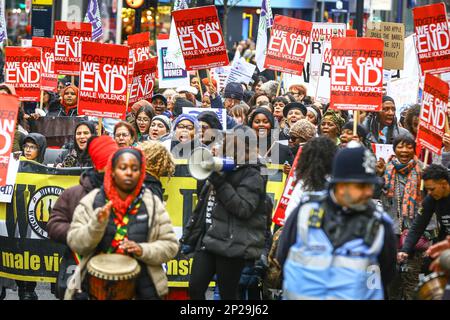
277, 141, 397, 300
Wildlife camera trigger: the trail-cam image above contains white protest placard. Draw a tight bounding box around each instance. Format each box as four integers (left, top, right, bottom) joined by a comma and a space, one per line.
210, 66, 232, 94
226, 58, 256, 86
310, 23, 345, 77
373, 144, 395, 161
389, 76, 419, 120
371, 0, 392, 11
21, 39, 32, 48
313, 40, 332, 103
0, 153, 20, 203
182, 107, 227, 130
399, 34, 420, 79
156, 36, 189, 89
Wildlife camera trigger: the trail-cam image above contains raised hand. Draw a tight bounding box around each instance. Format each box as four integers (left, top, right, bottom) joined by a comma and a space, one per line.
97, 201, 113, 223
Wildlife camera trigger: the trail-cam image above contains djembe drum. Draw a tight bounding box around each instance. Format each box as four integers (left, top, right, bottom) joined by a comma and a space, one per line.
87, 253, 141, 300
415, 272, 448, 300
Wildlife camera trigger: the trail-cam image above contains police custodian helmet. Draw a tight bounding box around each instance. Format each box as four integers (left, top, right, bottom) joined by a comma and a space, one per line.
329, 141, 380, 185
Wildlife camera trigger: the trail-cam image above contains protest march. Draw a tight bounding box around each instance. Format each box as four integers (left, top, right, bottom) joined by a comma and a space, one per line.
1, 0, 450, 303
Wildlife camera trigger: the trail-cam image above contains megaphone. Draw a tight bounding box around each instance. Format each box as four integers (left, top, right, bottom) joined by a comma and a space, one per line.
188, 147, 235, 180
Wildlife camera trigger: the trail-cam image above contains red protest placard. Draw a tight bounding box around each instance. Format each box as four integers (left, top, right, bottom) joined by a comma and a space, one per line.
128, 57, 157, 106
4, 47, 41, 102
128, 32, 152, 63
346, 29, 357, 37
0, 94, 19, 186
78, 42, 129, 119
54, 21, 92, 75
32, 37, 58, 92
416, 74, 449, 155
264, 15, 312, 76
413, 3, 450, 75
330, 37, 384, 111
272, 146, 303, 226
172, 5, 229, 71
127, 32, 152, 84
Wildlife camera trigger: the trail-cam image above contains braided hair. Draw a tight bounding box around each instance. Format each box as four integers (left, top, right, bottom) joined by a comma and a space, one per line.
295, 136, 338, 191
138, 140, 176, 179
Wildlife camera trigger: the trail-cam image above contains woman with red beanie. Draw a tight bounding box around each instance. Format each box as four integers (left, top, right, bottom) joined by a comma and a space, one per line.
66, 147, 179, 300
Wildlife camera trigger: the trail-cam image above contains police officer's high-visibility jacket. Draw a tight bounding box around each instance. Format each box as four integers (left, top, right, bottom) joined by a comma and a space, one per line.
282, 199, 391, 300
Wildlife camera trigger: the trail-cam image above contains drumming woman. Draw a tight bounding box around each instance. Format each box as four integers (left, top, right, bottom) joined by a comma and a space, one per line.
67, 148, 179, 299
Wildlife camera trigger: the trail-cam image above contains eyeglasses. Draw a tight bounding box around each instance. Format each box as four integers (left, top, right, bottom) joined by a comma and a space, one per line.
23, 144, 38, 151
115, 133, 130, 138
136, 117, 150, 123
289, 136, 301, 142
177, 124, 194, 131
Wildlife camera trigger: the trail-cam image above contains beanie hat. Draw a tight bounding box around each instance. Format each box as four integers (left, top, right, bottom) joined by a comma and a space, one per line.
342, 121, 368, 140
151, 94, 167, 106
224, 82, 244, 101
248, 107, 275, 128
260, 80, 278, 98
198, 111, 223, 130
290, 119, 317, 142
382, 95, 395, 104
88, 135, 119, 171
173, 113, 200, 132
173, 98, 195, 118
152, 115, 171, 131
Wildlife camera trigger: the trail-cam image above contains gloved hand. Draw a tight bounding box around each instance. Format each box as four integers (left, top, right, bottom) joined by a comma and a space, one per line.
207, 171, 225, 186
253, 258, 268, 278
180, 244, 193, 255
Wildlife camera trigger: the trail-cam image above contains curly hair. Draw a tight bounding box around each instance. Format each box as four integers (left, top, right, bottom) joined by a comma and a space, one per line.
138, 140, 176, 179
295, 136, 338, 191
404, 104, 420, 136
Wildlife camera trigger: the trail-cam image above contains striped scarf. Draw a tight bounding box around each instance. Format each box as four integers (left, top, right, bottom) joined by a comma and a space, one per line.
384, 156, 422, 219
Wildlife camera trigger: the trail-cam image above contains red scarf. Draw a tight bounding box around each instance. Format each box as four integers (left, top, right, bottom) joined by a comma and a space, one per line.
103, 148, 146, 222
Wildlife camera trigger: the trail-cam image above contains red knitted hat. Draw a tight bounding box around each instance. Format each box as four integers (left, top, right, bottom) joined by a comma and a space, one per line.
88, 136, 119, 171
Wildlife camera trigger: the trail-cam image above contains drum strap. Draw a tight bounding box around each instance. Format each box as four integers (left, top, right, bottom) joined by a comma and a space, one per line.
148, 194, 156, 240
72, 252, 81, 265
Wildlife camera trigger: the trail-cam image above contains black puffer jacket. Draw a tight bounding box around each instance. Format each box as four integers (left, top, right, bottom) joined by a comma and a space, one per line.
182, 163, 267, 260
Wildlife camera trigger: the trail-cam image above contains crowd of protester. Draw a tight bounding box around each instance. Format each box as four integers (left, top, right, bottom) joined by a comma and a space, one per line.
1, 36, 450, 301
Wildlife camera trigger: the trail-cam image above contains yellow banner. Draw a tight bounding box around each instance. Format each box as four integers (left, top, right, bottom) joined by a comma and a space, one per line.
0, 160, 286, 285
32, 0, 53, 5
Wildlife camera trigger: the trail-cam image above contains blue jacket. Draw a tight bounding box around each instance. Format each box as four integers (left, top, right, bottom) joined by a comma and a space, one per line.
278, 193, 397, 300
